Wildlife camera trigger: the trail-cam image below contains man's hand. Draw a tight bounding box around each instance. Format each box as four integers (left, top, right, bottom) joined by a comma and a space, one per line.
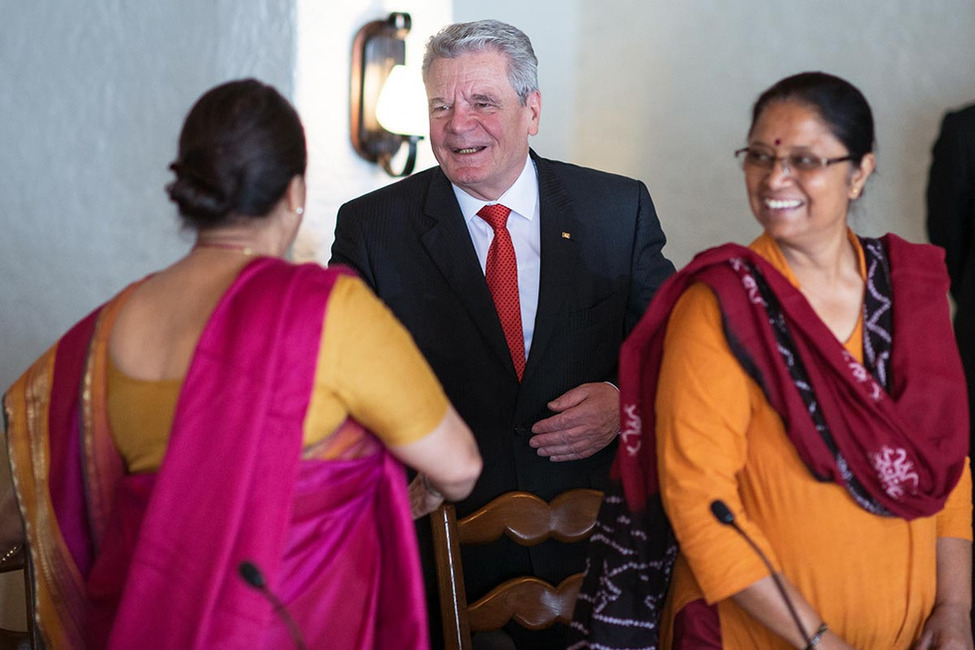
529, 382, 619, 462
408, 474, 444, 519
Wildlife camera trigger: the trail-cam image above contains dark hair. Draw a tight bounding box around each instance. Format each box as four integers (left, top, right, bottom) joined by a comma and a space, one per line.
166, 79, 306, 229
749, 72, 875, 164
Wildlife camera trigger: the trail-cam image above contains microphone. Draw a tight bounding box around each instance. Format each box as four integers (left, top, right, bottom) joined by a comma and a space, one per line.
710, 500, 811, 647
238, 561, 308, 650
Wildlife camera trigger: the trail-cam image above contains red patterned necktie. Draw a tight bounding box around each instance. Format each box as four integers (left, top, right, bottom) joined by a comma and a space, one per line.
477, 203, 525, 381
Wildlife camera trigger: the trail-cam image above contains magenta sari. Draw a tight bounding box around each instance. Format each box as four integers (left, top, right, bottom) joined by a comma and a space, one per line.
4, 258, 428, 649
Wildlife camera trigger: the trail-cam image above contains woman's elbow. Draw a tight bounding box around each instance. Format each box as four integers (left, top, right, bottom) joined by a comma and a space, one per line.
440, 441, 482, 501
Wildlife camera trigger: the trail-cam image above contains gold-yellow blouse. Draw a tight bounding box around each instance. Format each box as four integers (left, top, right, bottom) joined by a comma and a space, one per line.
107, 274, 448, 473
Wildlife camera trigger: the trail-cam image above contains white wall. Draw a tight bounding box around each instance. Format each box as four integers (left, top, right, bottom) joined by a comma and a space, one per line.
0, 0, 298, 628
578, 1, 975, 267
0, 1, 296, 392
292, 0, 450, 264
455, 1, 975, 268
0, 0, 454, 386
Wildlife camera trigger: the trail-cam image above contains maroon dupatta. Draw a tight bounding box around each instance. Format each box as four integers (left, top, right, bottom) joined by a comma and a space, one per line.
571, 233, 967, 649
617, 233, 966, 519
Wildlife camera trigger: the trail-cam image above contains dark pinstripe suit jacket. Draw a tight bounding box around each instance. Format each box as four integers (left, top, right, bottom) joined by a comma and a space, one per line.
928, 105, 975, 453
330, 150, 674, 605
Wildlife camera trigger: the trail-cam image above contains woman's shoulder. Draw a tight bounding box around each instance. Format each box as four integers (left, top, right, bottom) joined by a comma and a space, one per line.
245, 258, 362, 297
667, 282, 722, 340
873, 233, 947, 276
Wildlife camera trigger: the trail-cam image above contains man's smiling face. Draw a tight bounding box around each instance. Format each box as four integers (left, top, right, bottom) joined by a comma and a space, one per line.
425, 49, 541, 201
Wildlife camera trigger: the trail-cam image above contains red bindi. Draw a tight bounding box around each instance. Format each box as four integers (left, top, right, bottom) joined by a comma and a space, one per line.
774, 138, 782, 146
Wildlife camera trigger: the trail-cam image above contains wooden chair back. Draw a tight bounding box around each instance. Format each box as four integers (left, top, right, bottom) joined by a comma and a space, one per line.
0, 546, 35, 650
430, 489, 603, 650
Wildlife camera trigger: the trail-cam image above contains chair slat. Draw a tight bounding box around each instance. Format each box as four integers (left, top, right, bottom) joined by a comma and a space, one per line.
468, 574, 583, 632
457, 489, 602, 546
431, 488, 603, 647
0, 546, 31, 650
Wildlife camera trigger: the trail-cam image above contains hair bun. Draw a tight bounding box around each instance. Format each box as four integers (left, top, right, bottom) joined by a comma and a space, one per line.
167, 79, 306, 230
166, 160, 234, 226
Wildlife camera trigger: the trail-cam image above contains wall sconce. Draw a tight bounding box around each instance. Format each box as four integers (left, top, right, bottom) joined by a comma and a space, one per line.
351, 12, 426, 177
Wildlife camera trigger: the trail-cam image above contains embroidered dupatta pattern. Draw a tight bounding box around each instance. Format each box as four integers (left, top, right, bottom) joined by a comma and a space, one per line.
569, 234, 967, 649
727, 237, 894, 515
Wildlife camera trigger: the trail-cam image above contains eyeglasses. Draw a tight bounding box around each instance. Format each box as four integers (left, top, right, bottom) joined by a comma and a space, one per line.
734, 147, 853, 175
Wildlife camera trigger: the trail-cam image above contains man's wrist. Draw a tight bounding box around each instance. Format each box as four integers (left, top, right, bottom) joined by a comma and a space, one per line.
603, 381, 621, 438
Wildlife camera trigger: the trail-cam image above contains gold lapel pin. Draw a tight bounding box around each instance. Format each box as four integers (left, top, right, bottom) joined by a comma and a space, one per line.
561, 232, 571, 240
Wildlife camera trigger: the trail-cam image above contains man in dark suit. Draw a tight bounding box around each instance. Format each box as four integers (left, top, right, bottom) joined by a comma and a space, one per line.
926, 102, 975, 626
928, 103, 975, 449
331, 19, 674, 648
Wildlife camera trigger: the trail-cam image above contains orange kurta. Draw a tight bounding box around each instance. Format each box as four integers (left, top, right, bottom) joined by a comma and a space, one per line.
657, 232, 972, 649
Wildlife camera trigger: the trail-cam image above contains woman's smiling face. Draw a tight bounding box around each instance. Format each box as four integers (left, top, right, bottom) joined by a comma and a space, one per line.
745, 100, 873, 247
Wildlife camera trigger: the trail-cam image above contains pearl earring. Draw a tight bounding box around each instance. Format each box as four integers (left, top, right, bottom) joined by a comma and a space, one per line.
296, 207, 304, 215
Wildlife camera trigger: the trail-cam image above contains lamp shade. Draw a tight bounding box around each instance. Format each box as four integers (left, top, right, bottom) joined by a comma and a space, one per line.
375, 65, 428, 137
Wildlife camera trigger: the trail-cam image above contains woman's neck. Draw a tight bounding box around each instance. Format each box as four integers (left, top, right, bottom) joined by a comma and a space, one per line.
194, 221, 288, 259
776, 228, 865, 343
776, 228, 858, 287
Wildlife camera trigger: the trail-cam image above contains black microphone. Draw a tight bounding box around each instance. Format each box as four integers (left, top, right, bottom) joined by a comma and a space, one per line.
238, 561, 308, 650
710, 500, 811, 647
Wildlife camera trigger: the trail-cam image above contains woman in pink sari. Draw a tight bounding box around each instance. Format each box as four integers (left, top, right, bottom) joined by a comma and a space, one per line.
1, 79, 482, 649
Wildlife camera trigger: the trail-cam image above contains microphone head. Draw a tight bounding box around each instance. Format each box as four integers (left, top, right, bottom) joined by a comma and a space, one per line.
710, 499, 735, 525
238, 561, 266, 589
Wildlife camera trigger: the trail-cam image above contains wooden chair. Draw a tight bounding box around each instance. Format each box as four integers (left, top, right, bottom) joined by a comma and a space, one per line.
0, 545, 34, 650
431, 489, 603, 650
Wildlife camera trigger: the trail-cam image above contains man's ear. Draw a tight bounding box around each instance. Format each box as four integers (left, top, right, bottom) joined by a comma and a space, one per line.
526, 90, 542, 136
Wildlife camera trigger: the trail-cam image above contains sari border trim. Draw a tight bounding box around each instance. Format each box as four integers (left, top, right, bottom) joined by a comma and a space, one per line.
82, 282, 138, 547
5, 350, 87, 647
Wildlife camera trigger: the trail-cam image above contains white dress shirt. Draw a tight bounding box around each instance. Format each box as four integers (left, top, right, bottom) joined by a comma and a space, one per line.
452, 156, 541, 359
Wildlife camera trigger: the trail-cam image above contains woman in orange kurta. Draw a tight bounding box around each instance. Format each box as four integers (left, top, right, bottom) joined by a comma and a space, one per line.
654, 74, 974, 648
657, 232, 972, 648
571, 72, 972, 650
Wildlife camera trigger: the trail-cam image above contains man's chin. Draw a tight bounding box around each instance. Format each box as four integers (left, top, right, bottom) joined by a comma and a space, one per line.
442, 166, 487, 188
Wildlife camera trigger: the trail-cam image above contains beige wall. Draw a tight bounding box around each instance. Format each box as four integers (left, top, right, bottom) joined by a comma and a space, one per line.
293, 0, 450, 264
0, 0, 298, 628
455, 1, 975, 267
0, 1, 296, 391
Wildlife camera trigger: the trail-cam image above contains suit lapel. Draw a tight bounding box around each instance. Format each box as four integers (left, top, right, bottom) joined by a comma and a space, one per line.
419, 170, 517, 376
524, 154, 583, 385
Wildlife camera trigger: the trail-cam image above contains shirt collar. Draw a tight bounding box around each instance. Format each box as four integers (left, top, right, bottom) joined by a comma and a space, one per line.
452, 154, 539, 224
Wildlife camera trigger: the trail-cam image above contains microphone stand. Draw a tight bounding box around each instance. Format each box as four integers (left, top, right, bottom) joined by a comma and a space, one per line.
710, 500, 811, 647
239, 561, 308, 650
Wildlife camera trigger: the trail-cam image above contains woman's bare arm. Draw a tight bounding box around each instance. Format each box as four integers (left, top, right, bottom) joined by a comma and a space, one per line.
388, 406, 482, 518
